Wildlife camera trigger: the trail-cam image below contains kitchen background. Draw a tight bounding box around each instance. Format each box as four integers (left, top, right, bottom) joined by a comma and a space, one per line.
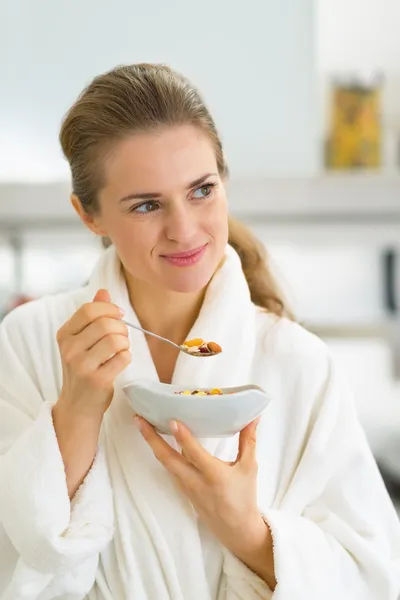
1, 0, 400, 513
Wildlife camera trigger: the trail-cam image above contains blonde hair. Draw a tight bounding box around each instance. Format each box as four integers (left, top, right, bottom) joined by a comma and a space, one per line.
60, 63, 292, 318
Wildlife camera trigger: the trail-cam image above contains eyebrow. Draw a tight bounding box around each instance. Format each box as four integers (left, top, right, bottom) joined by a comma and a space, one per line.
118, 173, 218, 203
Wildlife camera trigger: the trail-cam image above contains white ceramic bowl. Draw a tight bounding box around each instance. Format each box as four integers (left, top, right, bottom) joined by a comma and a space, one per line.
122, 378, 271, 438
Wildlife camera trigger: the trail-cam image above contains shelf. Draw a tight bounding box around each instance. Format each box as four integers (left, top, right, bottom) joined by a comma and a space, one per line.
306, 323, 389, 339
228, 174, 400, 222
0, 174, 400, 226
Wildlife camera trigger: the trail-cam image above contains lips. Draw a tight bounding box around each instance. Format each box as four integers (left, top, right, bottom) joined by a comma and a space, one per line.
160, 244, 208, 267
161, 245, 207, 259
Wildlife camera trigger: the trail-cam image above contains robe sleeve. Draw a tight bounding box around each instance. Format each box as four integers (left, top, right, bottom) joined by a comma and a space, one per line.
0, 306, 114, 599
222, 354, 400, 599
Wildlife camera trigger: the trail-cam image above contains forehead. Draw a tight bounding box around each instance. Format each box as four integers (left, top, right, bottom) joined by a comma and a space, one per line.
103, 125, 218, 192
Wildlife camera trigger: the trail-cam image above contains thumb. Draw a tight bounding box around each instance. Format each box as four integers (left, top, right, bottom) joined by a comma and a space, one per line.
237, 417, 260, 467
93, 288, 112, 303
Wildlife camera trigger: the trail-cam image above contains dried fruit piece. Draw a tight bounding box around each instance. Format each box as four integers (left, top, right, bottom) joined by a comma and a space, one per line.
184, 338, 204, 348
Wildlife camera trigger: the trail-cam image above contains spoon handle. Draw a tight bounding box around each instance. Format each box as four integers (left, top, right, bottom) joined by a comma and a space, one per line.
121, 319, 182, 351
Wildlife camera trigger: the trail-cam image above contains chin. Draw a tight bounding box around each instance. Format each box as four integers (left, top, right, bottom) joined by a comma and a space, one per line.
162, 265, 216, 295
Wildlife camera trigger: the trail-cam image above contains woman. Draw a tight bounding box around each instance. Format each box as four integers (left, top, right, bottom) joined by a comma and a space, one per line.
0, 64, 399, 600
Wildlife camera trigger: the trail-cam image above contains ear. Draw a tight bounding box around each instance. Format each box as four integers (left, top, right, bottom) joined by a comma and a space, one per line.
71, 194, 108, 237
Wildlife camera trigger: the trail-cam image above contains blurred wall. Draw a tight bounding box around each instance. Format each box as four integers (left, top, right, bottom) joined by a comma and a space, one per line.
0, 0, 317, 182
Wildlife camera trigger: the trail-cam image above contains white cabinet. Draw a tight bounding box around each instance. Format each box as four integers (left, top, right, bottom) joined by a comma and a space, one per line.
0, 0, 317, 182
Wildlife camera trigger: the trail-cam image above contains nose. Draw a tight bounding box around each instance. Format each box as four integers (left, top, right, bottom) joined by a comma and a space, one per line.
164, 202, 198, 244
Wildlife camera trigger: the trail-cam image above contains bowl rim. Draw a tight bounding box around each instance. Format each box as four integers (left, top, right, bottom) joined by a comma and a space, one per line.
122, 378, 267, 398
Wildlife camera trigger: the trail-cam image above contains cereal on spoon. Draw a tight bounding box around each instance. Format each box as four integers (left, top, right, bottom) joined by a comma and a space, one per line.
181, 338, 222, 356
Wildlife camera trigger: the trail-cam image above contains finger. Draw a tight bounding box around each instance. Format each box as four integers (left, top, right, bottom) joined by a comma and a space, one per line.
135, 417, 195, 480
61, 293, 124, 336
97, 349, 132, 382
170, 421, 217, 477
77, 333, 130, 373
60, 321, 129, 367
74, 317, 129, 355
93, 289, 112, 303
237, 417, 259, 468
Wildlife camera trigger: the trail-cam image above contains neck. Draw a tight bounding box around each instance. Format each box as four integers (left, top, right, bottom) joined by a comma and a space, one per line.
123, 270, 206, 345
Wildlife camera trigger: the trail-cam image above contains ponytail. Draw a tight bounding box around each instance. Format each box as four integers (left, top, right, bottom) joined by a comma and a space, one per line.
228, 216, 293, 318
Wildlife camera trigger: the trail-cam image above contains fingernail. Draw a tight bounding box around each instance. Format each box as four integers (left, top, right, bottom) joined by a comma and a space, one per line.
133, 416, 142, 432
169, 420, 179, 435
119, 307, 126, 316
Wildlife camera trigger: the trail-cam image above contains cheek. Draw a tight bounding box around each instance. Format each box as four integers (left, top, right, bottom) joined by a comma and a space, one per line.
207, 195, 228, 236
216, 192, 228, 219
109, 218, 157, 255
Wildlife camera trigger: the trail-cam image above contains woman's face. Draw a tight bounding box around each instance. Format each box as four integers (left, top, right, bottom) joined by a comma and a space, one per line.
90, 125, 229, 294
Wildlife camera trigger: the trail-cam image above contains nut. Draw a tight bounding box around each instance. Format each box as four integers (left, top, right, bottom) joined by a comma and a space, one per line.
207, 341, 222, 354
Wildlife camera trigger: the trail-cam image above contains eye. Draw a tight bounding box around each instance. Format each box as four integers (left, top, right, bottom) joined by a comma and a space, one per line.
192, 183, 215, 199
130, 200, 160, 214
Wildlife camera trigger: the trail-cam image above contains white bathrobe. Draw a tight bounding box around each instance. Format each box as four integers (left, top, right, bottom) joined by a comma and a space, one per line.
0, 244, 399, 600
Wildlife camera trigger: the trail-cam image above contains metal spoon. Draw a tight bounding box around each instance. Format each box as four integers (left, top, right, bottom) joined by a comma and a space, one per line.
121, 319, 220, 357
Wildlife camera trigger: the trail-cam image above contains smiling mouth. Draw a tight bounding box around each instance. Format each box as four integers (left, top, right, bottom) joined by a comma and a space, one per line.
161, 245, 207, 259
160, 244, 208, 266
